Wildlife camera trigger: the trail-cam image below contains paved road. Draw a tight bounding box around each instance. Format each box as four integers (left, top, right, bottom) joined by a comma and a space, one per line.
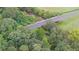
26, 10, 79, 30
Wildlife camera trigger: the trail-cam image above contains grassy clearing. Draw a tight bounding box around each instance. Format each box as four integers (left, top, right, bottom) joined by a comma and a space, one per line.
58, 15, 79, 31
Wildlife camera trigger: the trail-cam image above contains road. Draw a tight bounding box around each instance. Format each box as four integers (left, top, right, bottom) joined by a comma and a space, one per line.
26, 10, 79, 30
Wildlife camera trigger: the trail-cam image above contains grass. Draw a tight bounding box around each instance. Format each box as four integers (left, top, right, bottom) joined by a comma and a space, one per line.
58, 15, 79, 31
38, 7, 79, 13
32, 7, 79, 18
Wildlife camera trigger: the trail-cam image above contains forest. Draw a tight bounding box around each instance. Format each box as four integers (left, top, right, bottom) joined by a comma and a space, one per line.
0, 7, 79, 51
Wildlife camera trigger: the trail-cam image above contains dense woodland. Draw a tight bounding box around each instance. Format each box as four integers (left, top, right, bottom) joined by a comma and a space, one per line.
0, 7, 79, 51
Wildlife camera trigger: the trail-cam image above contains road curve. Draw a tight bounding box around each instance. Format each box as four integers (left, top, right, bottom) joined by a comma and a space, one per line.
26, 10, 79, 30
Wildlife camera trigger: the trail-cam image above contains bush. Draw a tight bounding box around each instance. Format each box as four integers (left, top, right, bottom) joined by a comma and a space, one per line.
7, 46, 17, 51
32, 44, 42, 51
15, 11, 37, 25
19, 45, 29, 51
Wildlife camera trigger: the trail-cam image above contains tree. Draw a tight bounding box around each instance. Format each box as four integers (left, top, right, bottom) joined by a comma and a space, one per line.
32, 44, 42, 51
70, 40, 79, 51
42, 36, 50, 51
28, 28, 50, 51
2, 8, 19, 18
47, 22, 73, 50
7, 46, 17, 51
0, 34, 4, 50
35, 28, 45, 40
0, 18, 17, 37
8, 26, 32, 50
27, 33, 43, 51
1, 40, 8, 51
8, 30, 27, 50
19, 45, 29, 51
55, 40, 73, 51
0, 34, 9, 51
66, 29, 79, 50
42, 22, 57, 33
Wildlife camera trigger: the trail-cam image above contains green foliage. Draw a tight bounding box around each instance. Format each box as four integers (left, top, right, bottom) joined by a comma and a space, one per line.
49, 29, 72, 50
42, 36, 50, 49
20, 7, 33, 13
19, 45, 29, 51
0, 18, 17, 37
8, 27, 46, 51
15, 11, 37, 25
32, 8, 52, 18
0, 7, 79, 51
70, 40, 79, 51
66, 29, 79, 50
0, 34, 4, 50
55, 41, 73, 51
7, 46, 17, 51
68, 29, 79, 40
0, 15, 3, 20
32, 8, 78, 18
43, 22, 73, 50
42, 22, 57, 32
32, 44, 42, 51
0, 8, 3, 13
35, 28, 50, 50
1, 40, 8, 50
1, 7, 37, 26
35, 28, 45, 40
2, 8, 19, 18
8, 28, 31, 50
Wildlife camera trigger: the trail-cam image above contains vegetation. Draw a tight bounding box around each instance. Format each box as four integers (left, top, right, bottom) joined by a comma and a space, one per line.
0, 7, 79, 51
31, 7, 79, 18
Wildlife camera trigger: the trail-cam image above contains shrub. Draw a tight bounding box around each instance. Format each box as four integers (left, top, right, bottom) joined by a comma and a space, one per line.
32, 44, 42, 51
15, 11, 37, 25
7, 46, 17, 51
19, 45, 29, 51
